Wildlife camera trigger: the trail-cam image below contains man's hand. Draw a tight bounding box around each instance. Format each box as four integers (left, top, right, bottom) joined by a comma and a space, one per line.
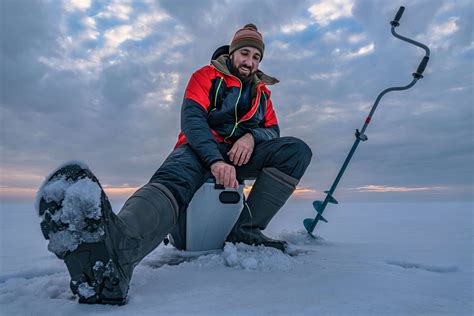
227, 133, 254, 166
210, 161, 239, 189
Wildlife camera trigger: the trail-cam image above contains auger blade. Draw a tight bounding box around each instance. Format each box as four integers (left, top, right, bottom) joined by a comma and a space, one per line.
312, 201, 329, 223
324, 191, 339, 204
317, 213, 328, 223
312, 200, 323, 211
303, 218, 316, 234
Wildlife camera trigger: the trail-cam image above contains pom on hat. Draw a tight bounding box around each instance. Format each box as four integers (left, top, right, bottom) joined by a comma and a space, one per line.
229, 23, 265, 60
244, 23, 258, 30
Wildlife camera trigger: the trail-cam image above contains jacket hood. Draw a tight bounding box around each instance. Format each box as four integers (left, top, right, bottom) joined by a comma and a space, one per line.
211, 54, 279, 86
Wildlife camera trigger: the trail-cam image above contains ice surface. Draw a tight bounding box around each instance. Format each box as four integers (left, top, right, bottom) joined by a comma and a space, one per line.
146, 242, 295, 272
385, 260, 460, 273
278, 229, 327, 245
222, 242, 294, 271
1, 201, 472, 315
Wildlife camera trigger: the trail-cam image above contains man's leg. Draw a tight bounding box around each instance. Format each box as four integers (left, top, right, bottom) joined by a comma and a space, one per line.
226, 136, 312, 251
149, 144, 211, 208
37, 145, 209, 304
149, 144, 211, 249
111, 143, 210, 270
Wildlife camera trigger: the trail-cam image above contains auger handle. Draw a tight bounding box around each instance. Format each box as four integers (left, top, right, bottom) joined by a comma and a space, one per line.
391, 6, 405, 27
416, 56, 429, 76
390, 6, 430, 78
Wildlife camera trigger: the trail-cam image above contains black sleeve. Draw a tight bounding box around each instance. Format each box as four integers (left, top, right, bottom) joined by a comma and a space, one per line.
181, 98, 224, 167
249, 124, 280, 144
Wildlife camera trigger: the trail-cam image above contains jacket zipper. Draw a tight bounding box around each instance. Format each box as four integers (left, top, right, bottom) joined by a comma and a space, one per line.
210, 77, 223, 115
224, 77, 243, 142
224, 83, 263, 142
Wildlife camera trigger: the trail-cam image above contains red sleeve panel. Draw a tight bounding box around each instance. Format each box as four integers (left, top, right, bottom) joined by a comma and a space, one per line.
264, 90, 278, 127
184, 66, 216, 110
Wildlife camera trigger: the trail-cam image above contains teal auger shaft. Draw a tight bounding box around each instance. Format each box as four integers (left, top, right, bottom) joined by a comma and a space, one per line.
304, 6, 431, 237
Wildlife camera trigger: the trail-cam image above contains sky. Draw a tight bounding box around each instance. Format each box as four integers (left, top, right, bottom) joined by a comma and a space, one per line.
0, 0, 472, 204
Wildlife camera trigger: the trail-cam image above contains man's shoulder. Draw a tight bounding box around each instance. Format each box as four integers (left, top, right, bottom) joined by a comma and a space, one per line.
192, 64, 218, 77
191, 64, 237, 85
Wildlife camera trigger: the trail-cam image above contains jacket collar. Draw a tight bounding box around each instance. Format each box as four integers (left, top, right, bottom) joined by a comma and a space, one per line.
211, 54, 279, 86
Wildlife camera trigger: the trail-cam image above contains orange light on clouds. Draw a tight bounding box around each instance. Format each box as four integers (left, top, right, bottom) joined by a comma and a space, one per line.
352, 185, 449, 193
0, 186, 142, 202
0, 185, 320, 202
102, 186, 140, 197
293, 187, 319, 195
3, 183, 448, 204
243, 185, 319, 198
0, 187, 37, 200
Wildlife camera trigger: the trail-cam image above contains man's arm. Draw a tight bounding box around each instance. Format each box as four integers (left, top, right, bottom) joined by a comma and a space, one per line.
181, 68, 224, 168
249, 124, 280, 143
182, 68, 239, 189
249, 94, 280, 143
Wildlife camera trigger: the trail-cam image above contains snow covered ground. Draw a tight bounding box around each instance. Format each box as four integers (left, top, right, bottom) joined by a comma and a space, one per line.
0, 200, 472, 315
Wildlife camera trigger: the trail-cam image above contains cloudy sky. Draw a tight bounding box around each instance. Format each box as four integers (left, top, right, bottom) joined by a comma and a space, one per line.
0, 0, 472, 204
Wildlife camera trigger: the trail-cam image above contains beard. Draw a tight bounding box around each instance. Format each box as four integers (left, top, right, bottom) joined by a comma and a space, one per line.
231, 63, 255, 83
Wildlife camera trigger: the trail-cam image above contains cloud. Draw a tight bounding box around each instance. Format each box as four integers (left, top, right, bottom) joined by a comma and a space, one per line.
37, 4, 171, 74
64, 0, 91, 12
142, 72, 181, 106
423, 16, 460, 48
348, 33, 366, 44
104, 25, 134, 48
103, 186, 140, 199
80, 16, 99, 40
323, 28, 367, 45
293, 187, 320, 198
432, 17, 459, 38
310, 71, 342, 81
91, 10, 171, 65
350, 185, 449, 193
281, 22, 310, 34
243, 185, 319, 198
324, 28, 346, 42
308, 0, 354, 26
333, 43, 375, 59
96, 1, 133, 20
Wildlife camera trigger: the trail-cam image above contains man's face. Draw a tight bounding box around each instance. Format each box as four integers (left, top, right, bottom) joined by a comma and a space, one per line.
230, 47, 261, 82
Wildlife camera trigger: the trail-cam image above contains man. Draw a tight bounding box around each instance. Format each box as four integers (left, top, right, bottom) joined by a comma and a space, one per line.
37, 24, 312, 305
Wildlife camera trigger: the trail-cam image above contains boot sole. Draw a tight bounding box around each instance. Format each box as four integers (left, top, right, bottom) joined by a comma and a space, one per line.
38, 164, 127, 305
227, 231, 288, 252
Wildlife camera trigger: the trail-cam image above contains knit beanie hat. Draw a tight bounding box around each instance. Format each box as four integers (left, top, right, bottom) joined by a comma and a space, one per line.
229, 23, 265, 60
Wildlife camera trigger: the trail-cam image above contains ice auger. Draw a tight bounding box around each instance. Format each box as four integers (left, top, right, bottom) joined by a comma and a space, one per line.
304, 6, 431, 237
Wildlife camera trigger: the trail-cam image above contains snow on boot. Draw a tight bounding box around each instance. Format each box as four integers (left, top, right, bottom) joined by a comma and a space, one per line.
36, 162, 178, 305
226, 167, 299, 252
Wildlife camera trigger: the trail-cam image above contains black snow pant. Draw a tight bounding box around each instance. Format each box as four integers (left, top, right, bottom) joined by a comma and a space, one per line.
149, 136, 312, 248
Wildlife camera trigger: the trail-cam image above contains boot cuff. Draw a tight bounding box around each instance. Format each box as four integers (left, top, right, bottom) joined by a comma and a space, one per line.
262, 167, 299, 187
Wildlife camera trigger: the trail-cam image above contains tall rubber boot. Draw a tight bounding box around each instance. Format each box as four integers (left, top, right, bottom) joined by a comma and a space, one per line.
226, 167, 298, 251
37, 163, 178, 305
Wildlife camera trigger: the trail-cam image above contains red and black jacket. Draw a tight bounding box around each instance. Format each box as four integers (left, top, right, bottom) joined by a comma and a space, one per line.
175, 53, 280, 167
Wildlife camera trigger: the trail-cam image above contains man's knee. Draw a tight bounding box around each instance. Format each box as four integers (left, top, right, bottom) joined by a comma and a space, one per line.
149, 145, 210, 207
283, 136, 312, 166
265, 136, 312, 179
